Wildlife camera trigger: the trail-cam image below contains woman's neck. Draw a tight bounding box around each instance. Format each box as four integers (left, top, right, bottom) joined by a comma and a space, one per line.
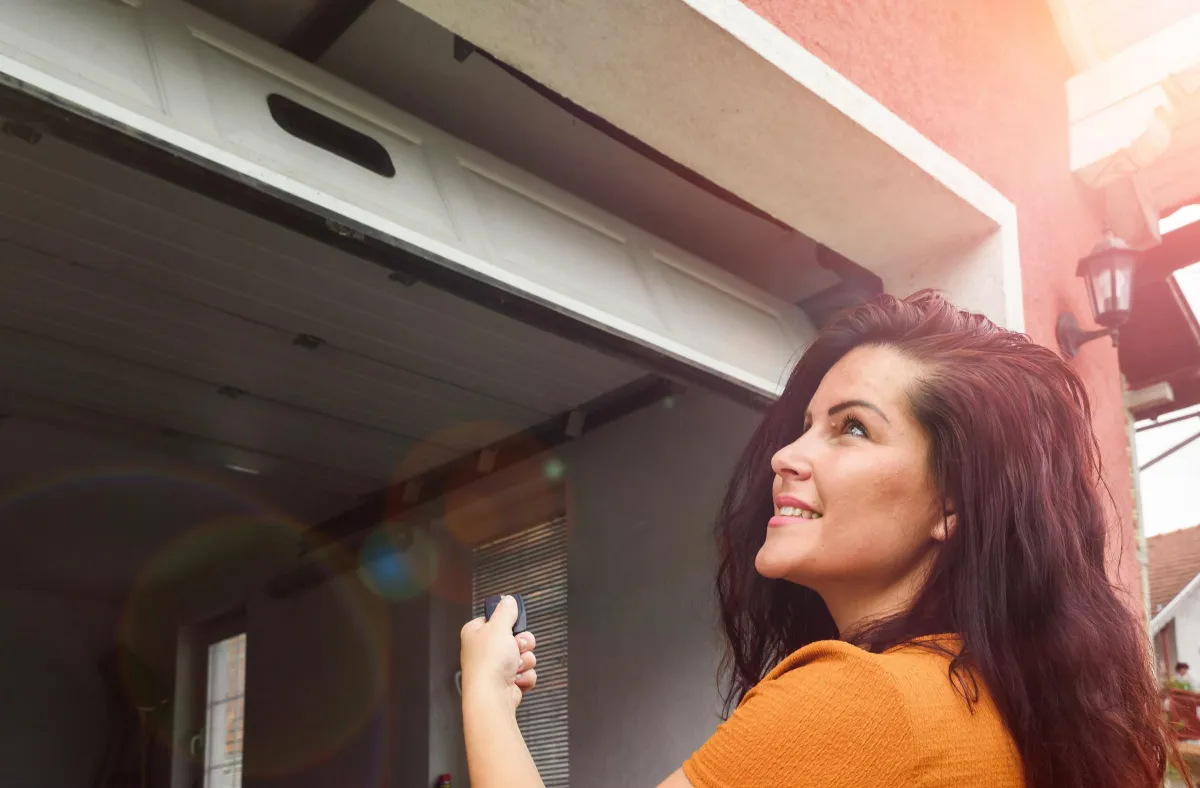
820, 558, 936, 637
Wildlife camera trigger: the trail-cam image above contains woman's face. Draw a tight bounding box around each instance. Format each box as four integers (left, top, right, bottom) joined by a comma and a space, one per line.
755, 344, 950, 626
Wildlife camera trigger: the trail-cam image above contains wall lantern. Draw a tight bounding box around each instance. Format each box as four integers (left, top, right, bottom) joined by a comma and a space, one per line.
1056, 231, 1138, 358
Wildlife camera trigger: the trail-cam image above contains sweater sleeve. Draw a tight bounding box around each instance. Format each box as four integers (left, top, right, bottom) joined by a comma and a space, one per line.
682, 643, 916, 788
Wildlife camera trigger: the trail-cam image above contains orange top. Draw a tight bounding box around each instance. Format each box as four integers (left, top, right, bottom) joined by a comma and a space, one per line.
682, 638, 1024, 787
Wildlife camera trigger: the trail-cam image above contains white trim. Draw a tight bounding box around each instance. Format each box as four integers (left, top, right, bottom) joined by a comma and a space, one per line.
1152, 570, 1200, 636
683, 0, 1023, 332
682, 0, 1017, 229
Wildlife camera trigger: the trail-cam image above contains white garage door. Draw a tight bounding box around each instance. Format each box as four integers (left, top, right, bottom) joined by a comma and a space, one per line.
0, 0, 814, 398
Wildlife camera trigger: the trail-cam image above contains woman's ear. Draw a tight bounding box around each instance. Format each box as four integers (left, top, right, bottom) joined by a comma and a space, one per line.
933, 505, 956, 543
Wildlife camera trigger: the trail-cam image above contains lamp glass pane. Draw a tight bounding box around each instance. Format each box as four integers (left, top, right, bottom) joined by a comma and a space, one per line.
1113, 251, 1135, 313
1088, 259, 1112, 317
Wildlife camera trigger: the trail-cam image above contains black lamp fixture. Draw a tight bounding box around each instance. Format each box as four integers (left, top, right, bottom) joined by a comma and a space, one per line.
1056, 231, 1138, 358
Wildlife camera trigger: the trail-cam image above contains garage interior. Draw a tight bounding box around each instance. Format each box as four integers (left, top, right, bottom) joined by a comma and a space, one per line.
0, 2, 870, 787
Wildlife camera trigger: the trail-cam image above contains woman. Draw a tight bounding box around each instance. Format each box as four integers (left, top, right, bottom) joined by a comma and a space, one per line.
460, 291, 1182, 787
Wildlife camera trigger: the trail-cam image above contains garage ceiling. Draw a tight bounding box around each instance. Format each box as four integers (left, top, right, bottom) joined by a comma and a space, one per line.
0, 131, 643, 509
0, 417, 310, 597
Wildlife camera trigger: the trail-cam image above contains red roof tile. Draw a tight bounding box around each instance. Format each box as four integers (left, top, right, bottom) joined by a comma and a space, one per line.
1149, 524, 1200, 615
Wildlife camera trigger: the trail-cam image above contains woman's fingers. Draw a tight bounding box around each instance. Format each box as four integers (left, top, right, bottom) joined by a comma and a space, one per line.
515, 668, 537, 692
514, 632, 536, 691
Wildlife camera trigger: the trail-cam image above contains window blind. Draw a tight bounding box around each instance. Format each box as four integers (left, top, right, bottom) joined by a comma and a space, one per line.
473, 518, 568, 786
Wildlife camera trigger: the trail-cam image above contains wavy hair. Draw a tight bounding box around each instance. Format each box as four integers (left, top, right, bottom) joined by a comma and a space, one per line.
715, 291, 1182, 788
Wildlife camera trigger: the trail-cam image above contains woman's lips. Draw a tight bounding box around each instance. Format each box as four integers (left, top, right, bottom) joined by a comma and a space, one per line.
771, 495, 822, 526
768, 512, 824, 528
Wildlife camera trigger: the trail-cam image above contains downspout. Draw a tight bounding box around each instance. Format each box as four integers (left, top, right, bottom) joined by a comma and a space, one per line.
1123, 379, 1154, 643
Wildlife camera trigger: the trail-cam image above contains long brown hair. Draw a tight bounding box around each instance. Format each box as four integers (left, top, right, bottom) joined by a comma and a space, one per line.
715, 291, 1182, 787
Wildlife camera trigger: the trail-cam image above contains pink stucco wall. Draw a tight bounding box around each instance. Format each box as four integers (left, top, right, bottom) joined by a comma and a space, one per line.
744, 0, 1140, 600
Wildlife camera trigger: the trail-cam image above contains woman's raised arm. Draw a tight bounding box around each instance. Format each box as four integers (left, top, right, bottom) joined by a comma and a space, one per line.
460, 596, 694, 788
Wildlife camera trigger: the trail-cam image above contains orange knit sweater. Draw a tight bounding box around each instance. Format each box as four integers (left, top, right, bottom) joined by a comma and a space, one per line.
682, 638, 1024, 787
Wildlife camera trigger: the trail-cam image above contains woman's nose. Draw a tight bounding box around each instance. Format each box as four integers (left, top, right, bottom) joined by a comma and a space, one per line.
771, 439, 813, 480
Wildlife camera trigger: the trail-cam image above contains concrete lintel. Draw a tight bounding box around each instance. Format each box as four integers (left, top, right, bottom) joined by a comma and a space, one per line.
397, 0, 1022, 331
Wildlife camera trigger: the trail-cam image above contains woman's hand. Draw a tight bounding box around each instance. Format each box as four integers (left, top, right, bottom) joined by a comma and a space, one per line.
460, 597, 544, 788
460, 595, 538, 711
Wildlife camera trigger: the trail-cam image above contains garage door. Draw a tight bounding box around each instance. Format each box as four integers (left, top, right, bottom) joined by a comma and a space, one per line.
0, 0, 814, 399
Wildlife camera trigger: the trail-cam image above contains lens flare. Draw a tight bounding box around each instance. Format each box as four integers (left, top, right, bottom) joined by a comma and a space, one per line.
357, 523, 438, 600
114, 510, 390, 781
542, 457, 566, 481
1, 464, 396, 786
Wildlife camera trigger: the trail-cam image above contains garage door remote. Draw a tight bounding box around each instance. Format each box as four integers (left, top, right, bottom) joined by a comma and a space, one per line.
484, 593, 528, 635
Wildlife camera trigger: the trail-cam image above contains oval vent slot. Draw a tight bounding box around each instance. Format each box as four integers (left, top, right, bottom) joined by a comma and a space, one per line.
267, 93, 396, 178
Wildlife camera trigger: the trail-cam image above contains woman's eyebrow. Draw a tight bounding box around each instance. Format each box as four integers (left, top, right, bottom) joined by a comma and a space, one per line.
828, 399, 890, 424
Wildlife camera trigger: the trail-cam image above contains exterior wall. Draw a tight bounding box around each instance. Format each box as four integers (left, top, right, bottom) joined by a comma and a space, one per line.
744, 0, 1137, 602
560, 389, 759, 784
0, 591, 117, 788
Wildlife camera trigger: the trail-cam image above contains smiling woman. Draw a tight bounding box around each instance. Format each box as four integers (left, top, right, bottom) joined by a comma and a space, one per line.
460, 291, 1184, 788
754, 345, 953, 635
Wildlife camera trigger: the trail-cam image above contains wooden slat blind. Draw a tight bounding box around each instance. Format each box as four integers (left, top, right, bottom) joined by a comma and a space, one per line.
473, 518, 569, 786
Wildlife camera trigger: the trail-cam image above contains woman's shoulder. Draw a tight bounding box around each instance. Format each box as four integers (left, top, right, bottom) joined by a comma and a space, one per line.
755, 637, 957, 699
750, 639, 911, 704
759, 637, 1004, 729
759, 638, 1021, 779
684, 637, 1023, 786
684, 640, 921, 787
740, 640, 925, 747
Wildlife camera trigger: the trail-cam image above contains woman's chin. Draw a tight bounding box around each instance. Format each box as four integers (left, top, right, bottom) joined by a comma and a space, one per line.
754, 547, 791, 579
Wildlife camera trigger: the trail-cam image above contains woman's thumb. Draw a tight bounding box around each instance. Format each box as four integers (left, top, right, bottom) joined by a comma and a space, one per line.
491, 594, 519, 628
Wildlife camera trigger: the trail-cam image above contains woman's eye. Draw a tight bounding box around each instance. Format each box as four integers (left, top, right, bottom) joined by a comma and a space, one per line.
841, 416, 868, 438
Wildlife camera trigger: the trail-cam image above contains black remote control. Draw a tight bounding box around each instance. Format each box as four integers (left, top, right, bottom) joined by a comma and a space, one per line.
484, 593, 528, 635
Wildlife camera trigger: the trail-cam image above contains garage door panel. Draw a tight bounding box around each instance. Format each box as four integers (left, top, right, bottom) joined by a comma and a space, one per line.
190, 29, 461, 246
0, 0, 162, 112
649, 251, 803, 385
460, 163, 668, 332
